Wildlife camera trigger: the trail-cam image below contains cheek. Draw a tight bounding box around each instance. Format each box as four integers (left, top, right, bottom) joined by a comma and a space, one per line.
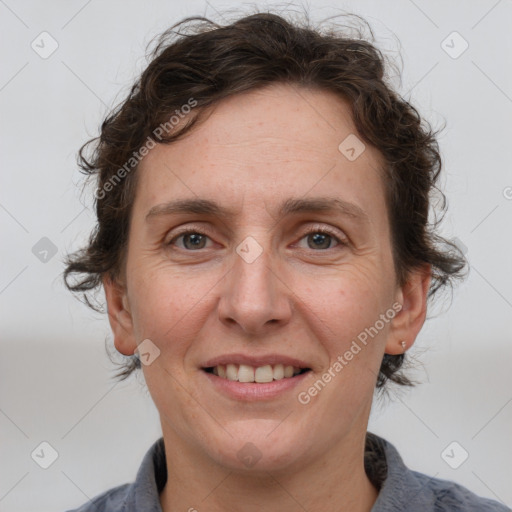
126, 260, 230, 369
126, 267, 199, 353
306, 264, 392, 342
294, 271, 390, 416
296, 267, 394, 404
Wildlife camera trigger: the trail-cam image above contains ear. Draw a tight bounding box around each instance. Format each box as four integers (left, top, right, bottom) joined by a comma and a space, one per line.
103, 275, 138, 356
385, 265, 431, 355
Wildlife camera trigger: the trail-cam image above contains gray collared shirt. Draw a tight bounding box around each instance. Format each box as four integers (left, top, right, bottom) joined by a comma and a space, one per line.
65, 432, 509, 511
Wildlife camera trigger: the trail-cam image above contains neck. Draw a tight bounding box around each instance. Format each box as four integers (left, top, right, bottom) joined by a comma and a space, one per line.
159, 424, 379, 512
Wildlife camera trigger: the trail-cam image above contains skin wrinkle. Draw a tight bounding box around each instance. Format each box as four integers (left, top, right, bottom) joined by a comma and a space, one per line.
104, 83, 430, 512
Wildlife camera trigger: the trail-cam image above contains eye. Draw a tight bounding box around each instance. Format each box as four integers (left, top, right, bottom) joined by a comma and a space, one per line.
296, 228, 346, 250
166, 227, 346, 252
167, 229, 213, 250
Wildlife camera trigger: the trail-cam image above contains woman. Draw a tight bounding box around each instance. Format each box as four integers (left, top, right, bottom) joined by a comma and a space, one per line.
63, 10, 508, 512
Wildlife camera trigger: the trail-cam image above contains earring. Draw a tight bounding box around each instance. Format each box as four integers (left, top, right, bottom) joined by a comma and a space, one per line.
401, 341, 407, 351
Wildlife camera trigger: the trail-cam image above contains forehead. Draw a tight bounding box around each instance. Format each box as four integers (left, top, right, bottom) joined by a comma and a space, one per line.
135, 83, 387, 225
149, 84, 369, 164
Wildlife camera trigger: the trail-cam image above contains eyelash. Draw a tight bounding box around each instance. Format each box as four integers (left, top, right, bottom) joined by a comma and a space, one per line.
167, 226, 347, 251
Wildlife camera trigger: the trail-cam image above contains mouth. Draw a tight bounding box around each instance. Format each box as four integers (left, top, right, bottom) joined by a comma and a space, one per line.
200, 354, 313, 400
203, 363, 311, 383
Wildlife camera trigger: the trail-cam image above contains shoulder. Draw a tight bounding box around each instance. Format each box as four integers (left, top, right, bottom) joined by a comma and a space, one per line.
64, 483, 131, 512
366, 432, 510, 512
410, 469, 510, 512
64, 437, 167, 512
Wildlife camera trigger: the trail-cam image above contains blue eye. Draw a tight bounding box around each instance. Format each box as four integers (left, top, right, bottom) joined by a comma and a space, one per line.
169, 231, 212, 250
167, 228, 345, 251
297, 229, 344, 250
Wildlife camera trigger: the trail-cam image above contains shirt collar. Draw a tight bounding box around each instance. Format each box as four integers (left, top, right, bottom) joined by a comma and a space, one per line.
368, 433, 436, 510
124, 436, 167, 511
123, 432, 431, 511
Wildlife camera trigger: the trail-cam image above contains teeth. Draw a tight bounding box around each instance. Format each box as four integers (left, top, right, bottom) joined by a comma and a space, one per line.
226, 364, 238, 381
273, 364, 284, 380
209, 363, 305, 382
238, 364, 255, 383
254, 365, 273, 383
284, 365, 294, 378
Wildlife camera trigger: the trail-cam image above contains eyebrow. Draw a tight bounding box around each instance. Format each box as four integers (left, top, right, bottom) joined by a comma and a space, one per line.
145, 197, 370, 224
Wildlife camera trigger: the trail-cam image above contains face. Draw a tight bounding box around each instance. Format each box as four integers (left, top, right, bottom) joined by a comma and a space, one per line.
105, 83, 429, 473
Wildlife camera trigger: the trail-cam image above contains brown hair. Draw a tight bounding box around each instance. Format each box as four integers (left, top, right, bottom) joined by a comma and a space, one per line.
63, 10, 466, 388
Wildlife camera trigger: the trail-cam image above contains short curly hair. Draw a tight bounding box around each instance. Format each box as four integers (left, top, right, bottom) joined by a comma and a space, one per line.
63, 10, 466, 388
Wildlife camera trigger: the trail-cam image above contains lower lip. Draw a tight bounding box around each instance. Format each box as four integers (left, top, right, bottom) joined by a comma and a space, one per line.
201, 370, 310, 401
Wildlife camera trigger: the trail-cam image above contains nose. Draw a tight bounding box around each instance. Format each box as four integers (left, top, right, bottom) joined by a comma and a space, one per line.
217, 240, 292, 336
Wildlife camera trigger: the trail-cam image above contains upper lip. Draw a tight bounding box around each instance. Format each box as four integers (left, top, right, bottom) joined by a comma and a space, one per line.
201, 353, 310, 369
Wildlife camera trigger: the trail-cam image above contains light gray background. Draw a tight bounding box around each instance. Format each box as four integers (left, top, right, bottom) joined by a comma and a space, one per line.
1, 1, 511, 511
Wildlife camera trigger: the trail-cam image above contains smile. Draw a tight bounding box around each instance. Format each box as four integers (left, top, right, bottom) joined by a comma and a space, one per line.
204, 363, 310, 383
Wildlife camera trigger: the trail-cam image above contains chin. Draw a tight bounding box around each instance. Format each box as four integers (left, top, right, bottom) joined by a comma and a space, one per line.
207, 420, 312, 472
